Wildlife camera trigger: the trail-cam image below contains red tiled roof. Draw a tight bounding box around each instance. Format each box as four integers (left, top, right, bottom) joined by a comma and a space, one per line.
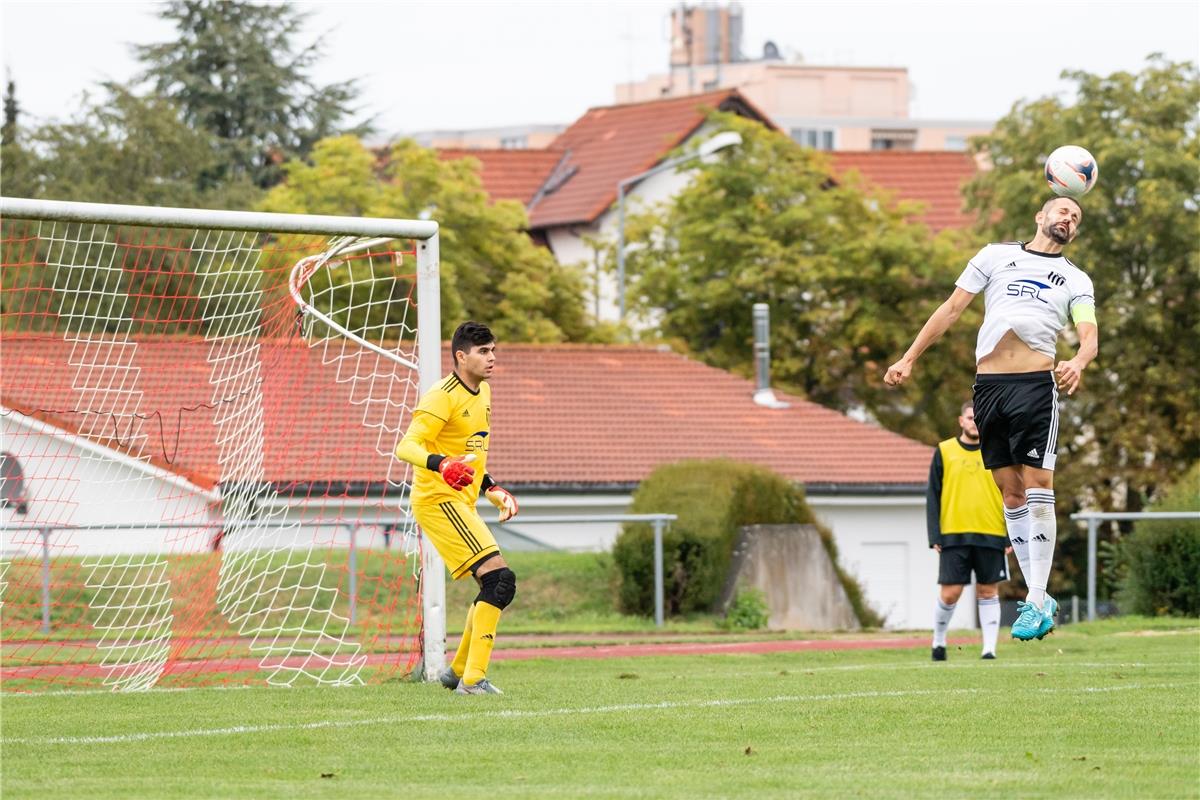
437, 148, 566, 205
528, 89, 775, 229
1, 337, 928, 490
829, 151, 978, 232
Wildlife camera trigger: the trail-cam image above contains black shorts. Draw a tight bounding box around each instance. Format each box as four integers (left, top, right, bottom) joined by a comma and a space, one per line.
972, 372, 1059, 471
938, 545, 1008, 586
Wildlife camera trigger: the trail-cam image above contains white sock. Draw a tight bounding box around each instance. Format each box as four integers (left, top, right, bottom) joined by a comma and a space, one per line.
933, 598, 956, 647
978, 596, 1001, 655
1025, 489, 1057, 607
1003, 504, 1032, 581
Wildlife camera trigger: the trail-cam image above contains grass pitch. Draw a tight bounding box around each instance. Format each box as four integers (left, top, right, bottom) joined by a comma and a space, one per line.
2, 618, 1197, 800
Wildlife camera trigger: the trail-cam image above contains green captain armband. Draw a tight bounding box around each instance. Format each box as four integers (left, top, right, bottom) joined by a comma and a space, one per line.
1071, 304, 1097, 325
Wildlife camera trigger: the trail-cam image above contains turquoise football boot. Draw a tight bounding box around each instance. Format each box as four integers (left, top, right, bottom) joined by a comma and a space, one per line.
1011, 600, 1043, 641
1036, 595, 1058, 640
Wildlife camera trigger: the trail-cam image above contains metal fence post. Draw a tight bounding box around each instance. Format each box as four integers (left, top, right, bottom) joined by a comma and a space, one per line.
348, 524, 358, 626
1086, 518, 1098, 621
40, 527, 51, 634
653, 518, 664, 628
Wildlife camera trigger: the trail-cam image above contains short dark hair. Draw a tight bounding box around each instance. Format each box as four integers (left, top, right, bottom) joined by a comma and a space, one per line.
960, 400, 974, 415
451, 321, 494, 363
1042, 195, 1083, 220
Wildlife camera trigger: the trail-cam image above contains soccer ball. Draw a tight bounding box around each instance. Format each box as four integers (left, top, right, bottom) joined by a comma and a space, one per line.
1044, 145, 1099, 198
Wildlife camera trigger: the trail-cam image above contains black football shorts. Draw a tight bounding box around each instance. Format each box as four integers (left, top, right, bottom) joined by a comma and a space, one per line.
938, 545, 1008, 586
972, 371, 1059, 471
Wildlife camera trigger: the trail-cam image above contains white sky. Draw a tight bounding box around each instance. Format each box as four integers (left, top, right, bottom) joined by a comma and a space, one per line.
1, 1, 1197, 135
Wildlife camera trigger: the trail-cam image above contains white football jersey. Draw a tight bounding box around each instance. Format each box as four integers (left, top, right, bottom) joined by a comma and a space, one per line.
956, 242, 1096, 363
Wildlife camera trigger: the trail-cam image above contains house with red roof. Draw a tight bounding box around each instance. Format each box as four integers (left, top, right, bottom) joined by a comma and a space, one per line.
439, 89, 979, 325
2, 334, 969, 630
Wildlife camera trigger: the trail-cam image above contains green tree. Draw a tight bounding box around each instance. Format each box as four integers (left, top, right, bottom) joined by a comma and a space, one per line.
961, 56, 1199, 585
13, 84, 257, 208
260, 135, 591, 342
0, 85, 261, 335
134, 0, 367, 188
623, 112, 977, 443
0, 74, 32, 196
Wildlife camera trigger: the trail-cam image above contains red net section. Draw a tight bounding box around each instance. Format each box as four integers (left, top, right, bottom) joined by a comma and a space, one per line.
1, 218, 426, 692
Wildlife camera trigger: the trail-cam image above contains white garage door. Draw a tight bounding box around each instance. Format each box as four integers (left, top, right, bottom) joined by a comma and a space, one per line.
857, 542, 910, 628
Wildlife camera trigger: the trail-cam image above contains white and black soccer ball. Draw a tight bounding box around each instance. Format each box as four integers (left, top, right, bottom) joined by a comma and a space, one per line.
1045, 145, 1099, 198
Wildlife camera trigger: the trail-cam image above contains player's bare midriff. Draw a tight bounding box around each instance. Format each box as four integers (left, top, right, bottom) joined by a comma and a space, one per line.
976, 329, 1054, 373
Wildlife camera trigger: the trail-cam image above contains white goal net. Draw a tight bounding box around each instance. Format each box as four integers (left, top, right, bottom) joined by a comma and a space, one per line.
0, 198, 445, 691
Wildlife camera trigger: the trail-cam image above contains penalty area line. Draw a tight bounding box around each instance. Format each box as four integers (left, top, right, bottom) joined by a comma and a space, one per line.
4, 682, 1190, 747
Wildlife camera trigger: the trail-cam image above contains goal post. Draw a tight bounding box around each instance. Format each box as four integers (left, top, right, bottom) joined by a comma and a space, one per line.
0, 196, 447, 690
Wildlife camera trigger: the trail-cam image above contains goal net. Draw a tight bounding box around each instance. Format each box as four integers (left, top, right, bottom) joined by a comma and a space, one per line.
0, 197, 446, 692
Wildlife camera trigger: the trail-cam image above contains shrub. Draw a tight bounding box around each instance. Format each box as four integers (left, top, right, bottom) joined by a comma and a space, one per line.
721, 588, 769, 630
612, 458, 879, 626
1117, 463, 1200, 617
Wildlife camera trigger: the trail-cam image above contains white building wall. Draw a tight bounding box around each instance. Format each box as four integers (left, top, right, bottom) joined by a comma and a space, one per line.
1, 413, 218, 558
543, 124, 723, 325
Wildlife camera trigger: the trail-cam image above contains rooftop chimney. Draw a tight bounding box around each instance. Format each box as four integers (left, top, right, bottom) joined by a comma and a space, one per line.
752, 303, 790, 409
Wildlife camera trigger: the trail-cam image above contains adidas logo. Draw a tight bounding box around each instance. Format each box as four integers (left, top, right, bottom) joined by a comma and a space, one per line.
1002, 261, 1018, 270
480, 633, 494, 641
1011, 537, 1027, 545
1027, 448, 1039, 458
463, 410, 471, 417
1032, 533, 1050, 542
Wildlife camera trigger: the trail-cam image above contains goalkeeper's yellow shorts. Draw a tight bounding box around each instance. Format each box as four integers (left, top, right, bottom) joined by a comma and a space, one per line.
413, 499, 500, 580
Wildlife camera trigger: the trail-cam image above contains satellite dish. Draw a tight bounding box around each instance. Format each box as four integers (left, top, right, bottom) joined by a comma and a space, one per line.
1, 452, 29, 515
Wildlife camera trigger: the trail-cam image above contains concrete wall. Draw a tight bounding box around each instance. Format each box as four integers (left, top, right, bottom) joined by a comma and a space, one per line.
719, 524, 861, 630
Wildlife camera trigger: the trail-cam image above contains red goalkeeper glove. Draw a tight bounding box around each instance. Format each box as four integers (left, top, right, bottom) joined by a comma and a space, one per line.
435, 454, 476, 491
484, 484, 519, 522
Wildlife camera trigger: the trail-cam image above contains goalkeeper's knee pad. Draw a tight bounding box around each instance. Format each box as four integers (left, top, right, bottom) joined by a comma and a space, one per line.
478, 567, 516, 610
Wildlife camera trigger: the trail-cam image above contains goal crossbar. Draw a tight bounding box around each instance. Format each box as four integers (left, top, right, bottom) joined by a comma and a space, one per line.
0, 196, 439, 240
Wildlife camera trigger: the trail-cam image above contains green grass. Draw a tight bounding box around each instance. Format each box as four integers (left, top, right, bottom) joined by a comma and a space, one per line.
2, 618, 1197, 799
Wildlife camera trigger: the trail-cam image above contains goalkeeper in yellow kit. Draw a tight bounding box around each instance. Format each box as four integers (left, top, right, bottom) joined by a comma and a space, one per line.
394, 321, 518, 695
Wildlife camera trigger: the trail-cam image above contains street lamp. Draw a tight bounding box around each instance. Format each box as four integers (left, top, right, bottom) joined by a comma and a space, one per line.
615, 130, 742, 323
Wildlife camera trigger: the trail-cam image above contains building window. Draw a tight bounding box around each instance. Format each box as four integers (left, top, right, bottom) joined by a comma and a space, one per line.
499, 136, 528, 150
870, 129, 917, 151
944, 134, 969, 152
789, 128, 835, 150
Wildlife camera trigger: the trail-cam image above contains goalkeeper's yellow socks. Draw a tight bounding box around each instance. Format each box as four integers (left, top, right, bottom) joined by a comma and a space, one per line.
449, 602, 476, 679
462, 601, 501, 685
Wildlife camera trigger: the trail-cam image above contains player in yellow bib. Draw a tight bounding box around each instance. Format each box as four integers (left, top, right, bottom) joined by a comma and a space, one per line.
394, 321, 518, 695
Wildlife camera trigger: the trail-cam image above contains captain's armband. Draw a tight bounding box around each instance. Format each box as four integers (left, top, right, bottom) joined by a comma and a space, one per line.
1071, 304, 1097, 326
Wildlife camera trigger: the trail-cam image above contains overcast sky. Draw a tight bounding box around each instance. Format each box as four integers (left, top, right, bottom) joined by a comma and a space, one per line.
2, 1, 1197, 136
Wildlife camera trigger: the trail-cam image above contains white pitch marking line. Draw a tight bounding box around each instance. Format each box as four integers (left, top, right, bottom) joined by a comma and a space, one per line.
3, 682, 1191, 747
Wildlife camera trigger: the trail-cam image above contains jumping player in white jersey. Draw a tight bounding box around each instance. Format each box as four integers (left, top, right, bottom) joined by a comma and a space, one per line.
883, 196, 1099, 642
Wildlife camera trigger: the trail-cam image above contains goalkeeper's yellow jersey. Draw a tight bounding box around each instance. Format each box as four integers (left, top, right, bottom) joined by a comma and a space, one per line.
395, 372, 492, 508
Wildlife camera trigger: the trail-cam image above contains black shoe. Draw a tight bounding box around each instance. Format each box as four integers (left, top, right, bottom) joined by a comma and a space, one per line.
931, 646, 947, 662
981, 652, 997, 660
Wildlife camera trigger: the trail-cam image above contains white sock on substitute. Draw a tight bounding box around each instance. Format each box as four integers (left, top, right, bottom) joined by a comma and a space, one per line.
1003, 504, 1032, 580
1025, 489, 1057, 607
933, 598, 956, 647
978, 596, 1001, 655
